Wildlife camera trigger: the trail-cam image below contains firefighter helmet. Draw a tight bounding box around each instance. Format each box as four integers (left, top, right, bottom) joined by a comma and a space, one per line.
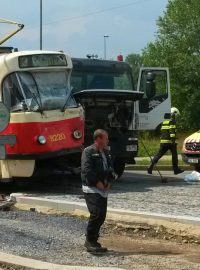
171, 107, 180, 116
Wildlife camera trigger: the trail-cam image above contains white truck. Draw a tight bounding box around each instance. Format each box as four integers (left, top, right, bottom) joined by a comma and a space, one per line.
72, 58, 171, 176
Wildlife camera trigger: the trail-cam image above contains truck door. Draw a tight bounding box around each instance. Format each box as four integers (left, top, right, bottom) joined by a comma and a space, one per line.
136, 67, 171, 130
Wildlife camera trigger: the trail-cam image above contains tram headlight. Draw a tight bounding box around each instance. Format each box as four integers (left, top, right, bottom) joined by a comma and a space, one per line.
73, 130, 82, 139
38, 135, 46, 145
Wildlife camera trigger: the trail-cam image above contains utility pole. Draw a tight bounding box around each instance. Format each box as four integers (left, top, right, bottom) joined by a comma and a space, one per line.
40, 0, 43, 50
104, 35, 109, 60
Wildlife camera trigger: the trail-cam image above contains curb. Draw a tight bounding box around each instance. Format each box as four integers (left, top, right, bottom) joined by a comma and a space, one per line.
11, 194, 200, 237
0, 251, 124, 270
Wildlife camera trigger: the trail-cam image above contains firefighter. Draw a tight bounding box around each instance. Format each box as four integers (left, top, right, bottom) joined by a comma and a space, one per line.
147, 107, 184, 175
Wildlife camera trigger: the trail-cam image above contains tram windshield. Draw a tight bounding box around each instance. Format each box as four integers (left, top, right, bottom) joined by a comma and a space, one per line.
2, 71, 76, 112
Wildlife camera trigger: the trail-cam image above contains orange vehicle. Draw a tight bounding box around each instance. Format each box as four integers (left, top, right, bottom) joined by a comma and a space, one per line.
0, 49, 84, 182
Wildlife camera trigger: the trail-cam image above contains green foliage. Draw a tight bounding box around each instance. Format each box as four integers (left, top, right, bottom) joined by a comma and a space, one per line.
138, 131, 191, 157
141, 0, 200, 130
138, 137, 160, 157
125, 53, 143, 87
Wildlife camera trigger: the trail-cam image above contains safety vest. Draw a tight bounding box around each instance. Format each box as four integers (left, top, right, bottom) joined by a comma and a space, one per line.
160, 119, 177, 144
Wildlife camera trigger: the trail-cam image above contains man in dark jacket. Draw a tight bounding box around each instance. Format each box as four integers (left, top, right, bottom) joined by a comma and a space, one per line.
147, 107, 184, 175
81, 129, 115, 253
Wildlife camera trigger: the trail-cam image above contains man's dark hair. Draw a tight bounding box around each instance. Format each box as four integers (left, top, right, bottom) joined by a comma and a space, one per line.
93, 129, 108, 141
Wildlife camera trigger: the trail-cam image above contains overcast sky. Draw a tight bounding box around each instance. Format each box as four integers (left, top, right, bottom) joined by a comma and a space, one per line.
1, 0, 168, 59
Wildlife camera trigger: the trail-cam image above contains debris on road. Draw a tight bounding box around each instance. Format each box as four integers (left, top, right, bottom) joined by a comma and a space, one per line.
0, 194, 15, 211
106, 221, 200, 246
184, 171, 200, 183
0, 194, 6, 201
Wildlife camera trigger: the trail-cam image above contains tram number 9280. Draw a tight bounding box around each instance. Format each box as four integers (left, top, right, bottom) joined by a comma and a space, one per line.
49, 133, 66, 142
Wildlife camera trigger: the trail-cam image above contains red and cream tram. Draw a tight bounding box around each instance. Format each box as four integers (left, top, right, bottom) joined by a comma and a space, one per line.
0, 50, 84, 181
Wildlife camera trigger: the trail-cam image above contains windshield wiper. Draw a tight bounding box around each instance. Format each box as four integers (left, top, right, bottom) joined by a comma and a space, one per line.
32, 93, 43, 112
29, 74, 43, 113
16, 72, 43, 113
61, 87, 73, 112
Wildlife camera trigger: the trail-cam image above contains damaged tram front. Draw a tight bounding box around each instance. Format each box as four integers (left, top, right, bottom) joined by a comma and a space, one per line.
0, 50, 84, 182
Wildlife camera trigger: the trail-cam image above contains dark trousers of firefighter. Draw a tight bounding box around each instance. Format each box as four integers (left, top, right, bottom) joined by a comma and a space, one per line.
84, 193, 107, 242
152, 143, 178, 169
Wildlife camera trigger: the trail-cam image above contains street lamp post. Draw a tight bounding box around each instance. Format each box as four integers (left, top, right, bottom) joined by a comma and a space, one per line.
104, 35, 109, 60
40, 0, 43, 50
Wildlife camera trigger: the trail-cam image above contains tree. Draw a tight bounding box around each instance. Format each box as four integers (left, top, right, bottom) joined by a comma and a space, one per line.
142, 0, 200, 130
126, 53, 143, 87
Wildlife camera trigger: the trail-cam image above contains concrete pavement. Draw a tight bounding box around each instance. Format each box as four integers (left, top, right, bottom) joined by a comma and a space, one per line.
0, 251, 125, 270
10, 170, 200, 238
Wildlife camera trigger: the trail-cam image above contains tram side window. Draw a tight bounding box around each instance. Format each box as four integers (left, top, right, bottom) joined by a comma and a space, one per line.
3, 74, 24, 111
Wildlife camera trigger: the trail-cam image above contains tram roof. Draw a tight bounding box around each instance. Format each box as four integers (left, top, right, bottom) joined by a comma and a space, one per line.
0, 50, 72, 77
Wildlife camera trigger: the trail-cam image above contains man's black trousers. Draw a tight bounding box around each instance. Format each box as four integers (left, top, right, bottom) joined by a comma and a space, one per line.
84, 193, 107, 242
152, 143, 178, 169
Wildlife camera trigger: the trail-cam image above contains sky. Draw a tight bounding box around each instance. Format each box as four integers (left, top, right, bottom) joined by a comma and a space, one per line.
0, 0, 168, 59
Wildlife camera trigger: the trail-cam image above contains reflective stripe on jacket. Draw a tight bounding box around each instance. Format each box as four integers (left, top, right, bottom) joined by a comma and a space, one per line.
160, 119, 177, 144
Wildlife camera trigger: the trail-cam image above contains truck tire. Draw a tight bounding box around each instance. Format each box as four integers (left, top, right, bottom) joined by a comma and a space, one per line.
113, 158, 125, 179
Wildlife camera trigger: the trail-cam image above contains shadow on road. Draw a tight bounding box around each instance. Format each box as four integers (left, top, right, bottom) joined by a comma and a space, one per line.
110, 171, 192, 194
0, 173, 82, 196
108, 249, 181, 257
0, 171, 194, 196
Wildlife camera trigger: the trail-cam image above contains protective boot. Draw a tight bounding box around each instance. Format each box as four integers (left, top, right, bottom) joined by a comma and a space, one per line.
174, 167, 184, 175
94, 234, 107, 252
84, 235, 107, 253
147, 163, 154, 174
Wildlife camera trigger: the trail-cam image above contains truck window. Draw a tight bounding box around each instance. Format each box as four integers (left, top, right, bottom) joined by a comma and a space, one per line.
139, 70, 168, 113
70, 72, 83, 92
71, 70, 134, 92
114, 72, 133, 90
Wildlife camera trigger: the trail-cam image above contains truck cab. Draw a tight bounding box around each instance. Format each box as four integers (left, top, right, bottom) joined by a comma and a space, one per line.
72, 58, 171, 177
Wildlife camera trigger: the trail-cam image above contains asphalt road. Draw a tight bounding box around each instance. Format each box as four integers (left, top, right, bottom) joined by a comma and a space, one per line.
5, 170, 199, 218
1, 171, 200, 269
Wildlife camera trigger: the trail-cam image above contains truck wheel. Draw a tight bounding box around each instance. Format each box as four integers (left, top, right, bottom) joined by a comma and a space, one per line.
113, 158, 125, 179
